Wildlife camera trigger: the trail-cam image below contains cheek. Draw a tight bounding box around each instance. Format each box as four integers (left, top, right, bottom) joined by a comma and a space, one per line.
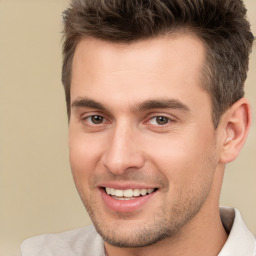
146, 128, 216, 182
148, 135, 217, 212
69, 127, 106, 163
68, 131, 104, 190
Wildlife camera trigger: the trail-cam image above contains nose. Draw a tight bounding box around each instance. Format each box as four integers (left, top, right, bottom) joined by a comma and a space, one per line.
102, 123, 145, 175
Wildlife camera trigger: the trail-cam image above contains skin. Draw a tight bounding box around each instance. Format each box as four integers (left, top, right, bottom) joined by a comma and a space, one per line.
68, 34, 250, 256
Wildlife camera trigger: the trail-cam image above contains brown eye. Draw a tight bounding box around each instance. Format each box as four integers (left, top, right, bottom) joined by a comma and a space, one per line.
155, 116, 169, 125
89, 115, 104, 124
148, 116, 170, 125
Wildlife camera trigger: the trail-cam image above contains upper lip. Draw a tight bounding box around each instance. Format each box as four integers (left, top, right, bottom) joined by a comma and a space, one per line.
97, 182, 158, 190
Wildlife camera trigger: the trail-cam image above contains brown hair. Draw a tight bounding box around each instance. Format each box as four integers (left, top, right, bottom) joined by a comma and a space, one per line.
62, 0, 254, 127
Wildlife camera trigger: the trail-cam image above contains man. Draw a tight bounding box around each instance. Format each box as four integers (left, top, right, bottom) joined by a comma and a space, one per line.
21, 0, 255, 255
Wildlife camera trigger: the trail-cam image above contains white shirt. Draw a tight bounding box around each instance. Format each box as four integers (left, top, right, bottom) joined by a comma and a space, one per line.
21, 207, 256, 256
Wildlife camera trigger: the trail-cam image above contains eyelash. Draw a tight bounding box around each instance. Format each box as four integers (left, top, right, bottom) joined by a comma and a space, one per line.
145, 115, 174, 126
82, 115, 109, 125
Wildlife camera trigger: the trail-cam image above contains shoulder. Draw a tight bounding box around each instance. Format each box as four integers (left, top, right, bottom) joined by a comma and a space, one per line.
20, 225, 104, 256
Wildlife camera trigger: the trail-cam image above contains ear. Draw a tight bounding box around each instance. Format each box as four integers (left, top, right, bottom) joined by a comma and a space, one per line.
219, 98, 251, 164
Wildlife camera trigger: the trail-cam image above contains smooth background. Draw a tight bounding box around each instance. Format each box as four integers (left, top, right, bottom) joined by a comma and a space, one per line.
0, 1, 255, 255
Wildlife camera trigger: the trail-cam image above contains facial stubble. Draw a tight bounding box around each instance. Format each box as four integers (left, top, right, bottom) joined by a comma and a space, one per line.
73, 152, 218, 248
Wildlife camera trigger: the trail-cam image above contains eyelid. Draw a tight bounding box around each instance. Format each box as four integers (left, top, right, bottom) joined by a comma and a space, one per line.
80, 110, 104, 118
81, 112, 110, 125
148, 116, 171, 125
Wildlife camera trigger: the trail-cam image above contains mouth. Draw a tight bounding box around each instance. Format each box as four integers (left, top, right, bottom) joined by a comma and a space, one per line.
103, 187, 158, 200
99, 184, 159, 212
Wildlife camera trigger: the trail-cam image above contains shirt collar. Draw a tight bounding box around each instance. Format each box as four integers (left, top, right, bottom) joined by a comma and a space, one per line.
218, 207, 256, 256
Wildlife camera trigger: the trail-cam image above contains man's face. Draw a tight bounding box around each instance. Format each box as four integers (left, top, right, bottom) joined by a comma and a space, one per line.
69, 35, 222, 247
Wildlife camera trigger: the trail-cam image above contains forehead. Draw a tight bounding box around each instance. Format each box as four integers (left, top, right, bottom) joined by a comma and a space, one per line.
72, 34, 206, 74
70, 34, 208, 110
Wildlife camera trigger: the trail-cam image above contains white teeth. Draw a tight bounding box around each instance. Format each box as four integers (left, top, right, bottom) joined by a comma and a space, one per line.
106, 187, 111, 194
123, 189, 133, 197
140, 189, 147, 196
147, 188, 154, 194
133, 189, 140, 197
105, 187, 155, 198
110, 188, 115, 195
115, 189, 124, 197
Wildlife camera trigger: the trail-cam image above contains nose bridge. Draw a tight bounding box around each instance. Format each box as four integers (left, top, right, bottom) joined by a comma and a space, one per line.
103, 120, 144, 174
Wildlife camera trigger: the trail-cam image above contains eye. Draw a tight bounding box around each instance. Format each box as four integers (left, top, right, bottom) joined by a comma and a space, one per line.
84, 115, 106, 125
147, 116, 171, 125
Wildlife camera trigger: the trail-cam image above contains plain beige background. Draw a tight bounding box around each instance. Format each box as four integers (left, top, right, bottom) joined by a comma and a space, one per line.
0, 0, 255, 255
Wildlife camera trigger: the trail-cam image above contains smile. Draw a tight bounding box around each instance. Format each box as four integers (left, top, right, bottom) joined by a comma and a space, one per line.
104, 187, 156, 200
100, 186, 158, 212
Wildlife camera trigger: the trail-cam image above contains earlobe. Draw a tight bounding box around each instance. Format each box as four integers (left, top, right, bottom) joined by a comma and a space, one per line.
219, 98, 251, 164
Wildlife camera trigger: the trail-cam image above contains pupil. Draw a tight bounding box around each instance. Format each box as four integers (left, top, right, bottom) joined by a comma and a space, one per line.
156, 116, 168, 125
92, 115, 103, 124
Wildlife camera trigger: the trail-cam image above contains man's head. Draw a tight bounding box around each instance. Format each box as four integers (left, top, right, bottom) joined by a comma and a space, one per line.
63, 0, 253, 251
62, 0, 253, 127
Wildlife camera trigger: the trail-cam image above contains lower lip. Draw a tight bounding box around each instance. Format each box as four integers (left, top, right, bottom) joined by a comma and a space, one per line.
100, 188, 156, 213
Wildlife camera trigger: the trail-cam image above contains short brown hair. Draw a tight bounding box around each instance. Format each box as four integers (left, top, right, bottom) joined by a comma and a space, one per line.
62, 0, 254, 127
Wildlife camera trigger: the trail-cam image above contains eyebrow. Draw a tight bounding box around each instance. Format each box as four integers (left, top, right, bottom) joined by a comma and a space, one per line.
71, 97, 107, 111
71, 97, 190, 113
136, 99, 190, 112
